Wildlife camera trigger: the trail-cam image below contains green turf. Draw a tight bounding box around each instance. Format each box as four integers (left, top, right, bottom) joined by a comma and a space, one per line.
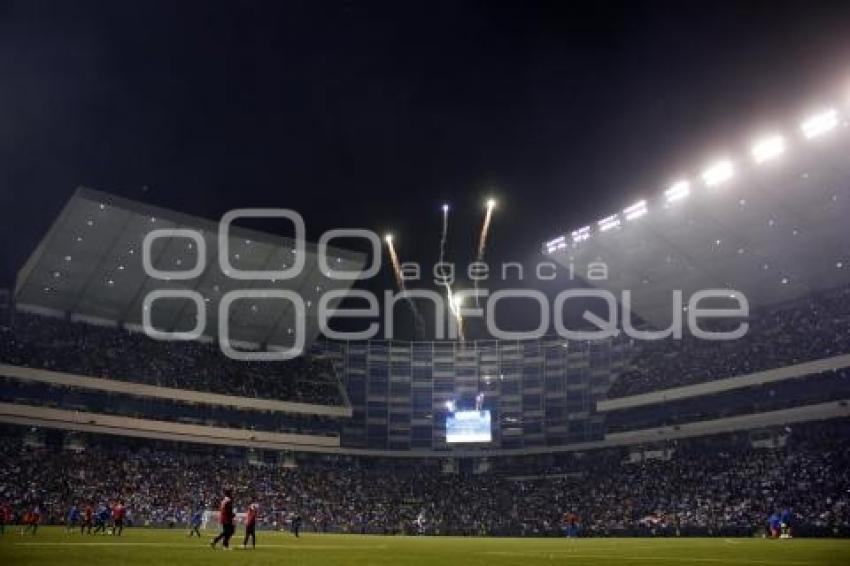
1, 527, 849, 566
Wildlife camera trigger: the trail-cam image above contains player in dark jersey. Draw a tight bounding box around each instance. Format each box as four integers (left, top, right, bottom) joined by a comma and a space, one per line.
211, 489, 235, 550
242, 503, 258, 549
291, 512, 302, 538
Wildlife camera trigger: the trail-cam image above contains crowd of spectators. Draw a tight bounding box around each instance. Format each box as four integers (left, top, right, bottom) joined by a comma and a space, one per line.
0, 377, 341, 437
609, 285, 850, 398
0, 313, 345, 405
2, 419, 848, 537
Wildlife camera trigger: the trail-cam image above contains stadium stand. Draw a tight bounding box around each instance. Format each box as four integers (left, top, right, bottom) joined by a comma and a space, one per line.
1, 418, 847, 537
0, 376, 341, 436
608, 284, 850, 398
0, 312, 346, 406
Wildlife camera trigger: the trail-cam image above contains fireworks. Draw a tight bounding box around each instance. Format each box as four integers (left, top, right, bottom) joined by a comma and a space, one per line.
385, 233, 425, 337
383, 195, 497, 341
477, 198, 496, 261
384, 233, 404, 290
473, 197, 497, 307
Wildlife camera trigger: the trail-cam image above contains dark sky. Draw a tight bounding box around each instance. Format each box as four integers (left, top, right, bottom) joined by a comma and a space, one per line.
1, 0, 849, 338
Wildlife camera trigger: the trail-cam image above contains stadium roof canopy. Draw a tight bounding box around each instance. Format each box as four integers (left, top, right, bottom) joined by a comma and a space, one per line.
544, 111, 850, 327
15, 188, 367, 351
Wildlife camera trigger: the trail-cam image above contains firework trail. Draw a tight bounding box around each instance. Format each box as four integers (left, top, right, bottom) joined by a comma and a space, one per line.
439, 203, 449, 265
385, 234, 426, 337
477, 198, 496, 261
473, 198, 496, 306
436, 204, 465, 340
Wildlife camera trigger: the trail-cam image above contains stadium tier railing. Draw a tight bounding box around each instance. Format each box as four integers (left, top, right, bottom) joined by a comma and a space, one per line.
0, 363, 352, 417
2, 398, 846, 458
597, 353, 850, 412
0, 402, 340, 450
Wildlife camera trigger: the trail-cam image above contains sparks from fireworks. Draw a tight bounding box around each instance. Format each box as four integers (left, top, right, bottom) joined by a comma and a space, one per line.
436, 204, 465, 340
477, 198, 496, 261
473, 197, 496, 306
385, 233, 425, 337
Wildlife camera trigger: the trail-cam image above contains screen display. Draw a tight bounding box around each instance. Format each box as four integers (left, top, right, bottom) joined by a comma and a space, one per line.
446, 410, 492, 443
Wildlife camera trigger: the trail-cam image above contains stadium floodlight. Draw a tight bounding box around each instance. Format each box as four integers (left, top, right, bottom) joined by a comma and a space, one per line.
545, 235, 568, 253
442, 203, 449, 212
751, 135, 786, 163
623, 200, 648, 221
598, 214, 621, 232
486, 198, 496, 209
384, 233, 393, 243
571, 226, 591, 243
801, 109, 838, 139
665, 180, 691, 203
702, 160, 734, 187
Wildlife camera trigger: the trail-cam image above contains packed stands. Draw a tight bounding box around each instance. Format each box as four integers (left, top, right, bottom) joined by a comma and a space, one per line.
609, 285, 850, 398
0, 313, 345, 406
2, 418, 848, 537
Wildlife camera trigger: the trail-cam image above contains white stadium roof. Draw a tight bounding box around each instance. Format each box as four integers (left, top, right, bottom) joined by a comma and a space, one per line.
545, 106, 850, 326
15, 188, 367, 351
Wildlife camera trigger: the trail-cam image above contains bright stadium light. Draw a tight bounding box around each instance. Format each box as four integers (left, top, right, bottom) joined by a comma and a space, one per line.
442, 203, 449, 212
751, 135, 786, 163
486, 198, 496, 209
702, 160, 734, 187
665, 180, 690, 203
545, 235, 568, 252
571, 226, 591, 243
801, 109, 838, 139
623, 200, 648, 221
384, 233, 393, 243
598, 214, 621, 232
445, 400, 456, 412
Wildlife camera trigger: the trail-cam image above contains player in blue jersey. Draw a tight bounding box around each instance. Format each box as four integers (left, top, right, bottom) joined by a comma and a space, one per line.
65, 504, 81, 534
93, 505, 110, 534
768, 511, 781, 538
188, 508, 203, 538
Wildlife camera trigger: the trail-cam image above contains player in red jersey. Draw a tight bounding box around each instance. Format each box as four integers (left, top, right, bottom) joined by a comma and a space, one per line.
0, 503, 9, 535
242, 502, 258, 549
111, 500, 126, 536
21, 506, 40, 535
210, 489, 234, 550
82, 503, 94, 534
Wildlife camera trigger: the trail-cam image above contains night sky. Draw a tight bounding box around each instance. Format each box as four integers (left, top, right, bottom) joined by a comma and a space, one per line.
1, 0, 849, 338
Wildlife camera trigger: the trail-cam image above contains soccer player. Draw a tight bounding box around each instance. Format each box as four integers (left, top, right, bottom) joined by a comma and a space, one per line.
111, 500, 126, 536
780, 508, 793, 539
66, 504, 80, 534
93, 504, 110, 534
768, 511, 781, 538
242, 502, 258, 549
82, 503, 94, 535
23, 506, 40, 535
0, 503, 8, 535
188, 508, 203, 538
291, 512, 302, 538
210, 489, 235, 550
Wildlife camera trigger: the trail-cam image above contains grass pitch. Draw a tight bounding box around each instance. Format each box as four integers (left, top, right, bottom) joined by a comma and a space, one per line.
1, 527, 849, 566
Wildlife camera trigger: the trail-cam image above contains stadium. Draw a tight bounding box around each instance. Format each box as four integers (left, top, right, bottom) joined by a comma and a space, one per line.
2, 3, 850, 566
